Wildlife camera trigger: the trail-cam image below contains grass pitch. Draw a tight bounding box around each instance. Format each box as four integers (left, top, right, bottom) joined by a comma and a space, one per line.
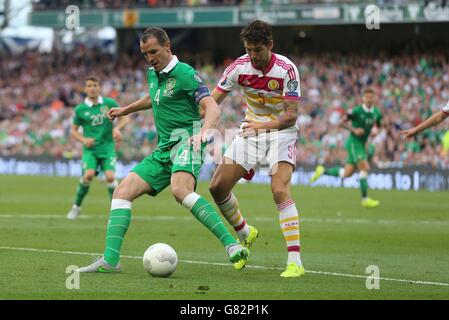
0, 175, 448, 300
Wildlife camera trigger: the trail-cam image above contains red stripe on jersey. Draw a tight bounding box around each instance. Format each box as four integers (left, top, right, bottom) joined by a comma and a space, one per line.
443, 108, 449, 115
237, 74, 284, 92
275, 59, 295, 74
275, 60, 296, 81
227, 56, 250, 68
225, 57, 250, 75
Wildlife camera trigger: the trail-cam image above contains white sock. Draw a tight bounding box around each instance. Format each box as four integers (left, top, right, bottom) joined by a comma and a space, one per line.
277, 199, 302, 266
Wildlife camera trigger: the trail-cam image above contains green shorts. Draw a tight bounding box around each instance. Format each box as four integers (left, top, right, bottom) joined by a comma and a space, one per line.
132, 140, 205, 197
345, 137, 367, 165
82, 150, 116, 173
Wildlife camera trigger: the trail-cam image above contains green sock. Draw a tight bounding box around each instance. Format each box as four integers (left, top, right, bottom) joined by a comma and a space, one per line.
325, 167, 342, 177
103, 204, 131, 267
74, 180, 90, 206
360, 178, 368, 198
184, 194, 236, 247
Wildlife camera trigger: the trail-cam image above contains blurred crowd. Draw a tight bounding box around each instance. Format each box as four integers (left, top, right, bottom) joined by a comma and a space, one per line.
32, 0, 413, 10
1, 46, 449, 168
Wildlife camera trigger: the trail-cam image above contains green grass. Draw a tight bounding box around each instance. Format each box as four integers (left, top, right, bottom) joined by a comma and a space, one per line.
0, 175, 448, 300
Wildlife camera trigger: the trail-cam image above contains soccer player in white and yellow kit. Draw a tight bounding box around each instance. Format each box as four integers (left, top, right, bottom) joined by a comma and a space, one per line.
401, 100, 449, 140
209, 20, 304, 277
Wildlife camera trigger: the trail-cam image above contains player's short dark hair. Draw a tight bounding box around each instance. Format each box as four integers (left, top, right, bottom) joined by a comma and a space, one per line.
140, 27, 169, 45
363, 88, 375, 95
85, 76, 100, 84
240, 20, 273, 46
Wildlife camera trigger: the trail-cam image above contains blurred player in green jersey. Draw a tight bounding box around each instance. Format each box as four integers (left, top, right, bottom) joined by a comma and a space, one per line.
78, 27, 248, 273
311, 88, 382, 208
67, 76, 129, 219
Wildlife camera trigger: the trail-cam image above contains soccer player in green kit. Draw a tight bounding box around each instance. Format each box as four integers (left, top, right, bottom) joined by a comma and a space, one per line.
78, 27, 248, 273
67, 76, 129, 220
310, 88, 382, 208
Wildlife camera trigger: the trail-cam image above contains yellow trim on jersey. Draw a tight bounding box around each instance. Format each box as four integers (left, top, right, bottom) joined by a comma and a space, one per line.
246, 98, 281, 115
245, 108, 277, 121
244, 90, 284, 105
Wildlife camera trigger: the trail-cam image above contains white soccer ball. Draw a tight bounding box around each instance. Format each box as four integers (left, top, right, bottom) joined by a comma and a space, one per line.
143, 243, 178, 277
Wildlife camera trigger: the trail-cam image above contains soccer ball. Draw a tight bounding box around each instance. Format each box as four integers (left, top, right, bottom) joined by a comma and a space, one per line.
143, 243, 178, 277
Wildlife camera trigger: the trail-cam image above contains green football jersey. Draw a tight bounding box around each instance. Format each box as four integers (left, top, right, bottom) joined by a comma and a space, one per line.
73, 96, 120, 155
347, 104, 382, 143
146, 56, 210, 151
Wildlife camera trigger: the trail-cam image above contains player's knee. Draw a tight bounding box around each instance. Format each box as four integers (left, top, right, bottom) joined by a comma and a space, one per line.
105, 174, 115, 184
83, 171, 95, 182
343, 170, 352, 178
171, 185, 190, 204
271, 185, 289, 203
112, 182, 129, 200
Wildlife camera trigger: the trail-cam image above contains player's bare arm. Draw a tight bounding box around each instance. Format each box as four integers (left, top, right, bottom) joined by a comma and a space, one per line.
112, 114, 130, 143
107, 93, 152, 120
191, 96, 221, 151
203, 88, 229, 119
401, 111, 449, 141
211, 88, 229, 105
71, 124, 95, 147
240, 99, 298, 137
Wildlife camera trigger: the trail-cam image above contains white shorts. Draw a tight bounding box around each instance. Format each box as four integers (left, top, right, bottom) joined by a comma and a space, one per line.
223, 126, 298, 175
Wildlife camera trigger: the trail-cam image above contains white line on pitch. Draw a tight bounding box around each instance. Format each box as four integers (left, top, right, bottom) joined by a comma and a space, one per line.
0, 213, 448, 227
0, 246, 448, 287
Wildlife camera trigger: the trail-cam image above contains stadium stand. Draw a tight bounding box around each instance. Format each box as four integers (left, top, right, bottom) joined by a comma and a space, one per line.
1, 46, 448, 168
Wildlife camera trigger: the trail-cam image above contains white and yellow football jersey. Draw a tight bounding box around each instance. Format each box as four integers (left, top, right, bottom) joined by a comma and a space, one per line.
216, 53, 300, 125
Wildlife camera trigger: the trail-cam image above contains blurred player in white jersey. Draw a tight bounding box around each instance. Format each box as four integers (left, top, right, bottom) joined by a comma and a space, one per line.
401, 100, 449, 140
208, 20, 304, 278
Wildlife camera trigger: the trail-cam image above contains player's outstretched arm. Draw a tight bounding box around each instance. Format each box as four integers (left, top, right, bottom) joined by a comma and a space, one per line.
108, 94, 152, 120
112, 114, 130, 143
200, 96, 221, 131
71, 124, 94, 147
202, 88, 229, 119
191, 96, 221, 151
401, 111, 449, 141
211, 88, 229, 105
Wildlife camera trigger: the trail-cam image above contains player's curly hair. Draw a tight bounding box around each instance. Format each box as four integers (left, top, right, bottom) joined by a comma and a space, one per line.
140, 27, 169, 45
240, 20, 273, 46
